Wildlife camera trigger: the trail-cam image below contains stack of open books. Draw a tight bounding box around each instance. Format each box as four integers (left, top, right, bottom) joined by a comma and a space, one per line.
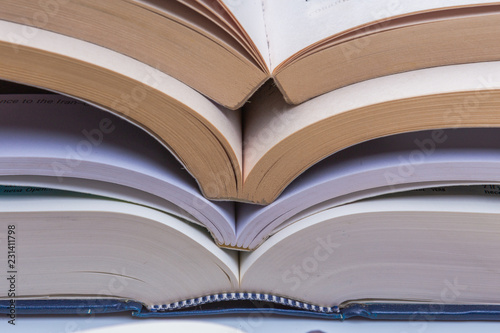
1, 0, 500, 320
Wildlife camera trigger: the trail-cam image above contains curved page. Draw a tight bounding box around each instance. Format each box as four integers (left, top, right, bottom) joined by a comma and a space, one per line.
243, 61, 500, 203
0, 0, 266, 108
0, 94, 236, 245
0, 20, 243, 199
0, 191, 238, 309
0, 176, 200, 227
264, 0, 500, 69
218, 0, 270, 68
241, 187, 500, 307
237, 128, 500, 249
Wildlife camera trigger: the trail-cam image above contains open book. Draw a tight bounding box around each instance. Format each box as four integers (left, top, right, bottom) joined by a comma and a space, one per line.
2, 2, 500, 320
2, 18, 500, 205
2, 185, 500, 318
2, 91, 500, 250
1, 1, 500, 109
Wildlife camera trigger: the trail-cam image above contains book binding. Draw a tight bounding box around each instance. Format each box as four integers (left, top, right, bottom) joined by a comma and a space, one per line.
3, 299, 500, 321
148, 292, 339, 314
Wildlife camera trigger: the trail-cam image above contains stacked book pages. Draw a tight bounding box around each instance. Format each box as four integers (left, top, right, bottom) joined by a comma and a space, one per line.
1, 0, 500, 320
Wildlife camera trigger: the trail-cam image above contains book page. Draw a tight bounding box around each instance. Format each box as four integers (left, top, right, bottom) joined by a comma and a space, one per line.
0, 20, 244, 198
243, 61, 500, 188
263, 0, 500, 70
218, 0, 271, 69
0, 193, 239, 309
135, 0, 250, 63
236, 128, 500, 249
241, 186, 500, 307
0, 93, 236, 244
179, 0, 268, 70
0, 176, 200, 227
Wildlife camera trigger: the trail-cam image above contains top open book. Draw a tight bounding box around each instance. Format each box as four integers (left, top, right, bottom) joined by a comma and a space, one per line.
2, 0, 500, 108
2, 1, 500, 206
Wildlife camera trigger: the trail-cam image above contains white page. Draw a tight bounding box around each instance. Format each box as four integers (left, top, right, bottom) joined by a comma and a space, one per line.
0, 94, 236, 244
0, 193, 239, 307
241, 187, 500, 306
0, 175, 200, 226
264, 0, 500, 70
237, 128, 500, 249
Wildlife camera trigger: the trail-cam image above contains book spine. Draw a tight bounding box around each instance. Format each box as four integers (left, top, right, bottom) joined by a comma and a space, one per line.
149, 292, 340, 314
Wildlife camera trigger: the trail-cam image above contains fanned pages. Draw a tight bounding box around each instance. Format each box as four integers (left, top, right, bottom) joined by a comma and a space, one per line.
242, 61, 500, 203
5, 91, 500, 249
0, 0, 267, 109
2, 186, 500, 312
216, 0, 270, 69
0, 93, 236, 246
2, 1, 500, 107
264, 0, 500, 69
0, 20, 243, 201
241, 187, 500, 307
4, 18, 500, 204
4, 0, 500, 321
0, 190, 239, 309
236, 128, 500, 249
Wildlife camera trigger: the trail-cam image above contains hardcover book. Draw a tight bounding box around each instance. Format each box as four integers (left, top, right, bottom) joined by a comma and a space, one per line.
2, 185, 500, 319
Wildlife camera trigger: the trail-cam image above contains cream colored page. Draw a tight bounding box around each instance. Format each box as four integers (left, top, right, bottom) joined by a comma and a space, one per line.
219, 0, 271, 68
243, 61, 500, 178
264, 0, 500, 70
